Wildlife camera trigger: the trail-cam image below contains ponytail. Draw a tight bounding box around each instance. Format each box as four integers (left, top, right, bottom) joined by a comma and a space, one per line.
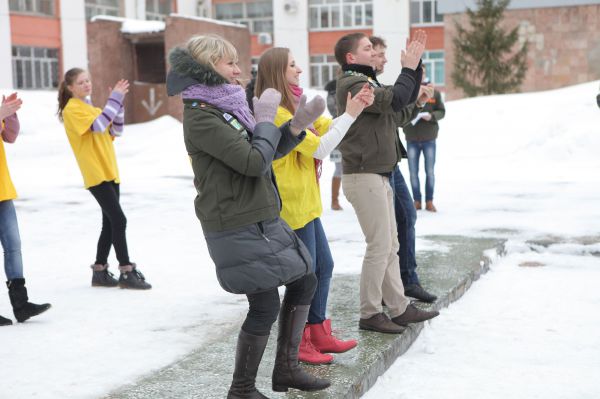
57, 67, 85, 122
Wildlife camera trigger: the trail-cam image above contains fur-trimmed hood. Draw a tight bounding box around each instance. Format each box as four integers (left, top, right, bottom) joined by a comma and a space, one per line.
166, 47, 227, 96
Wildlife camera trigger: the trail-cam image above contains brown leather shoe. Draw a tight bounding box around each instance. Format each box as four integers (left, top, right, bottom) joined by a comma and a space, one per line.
359, 313, 406, 334
414, 200, 422, 210
425, 201, 437, 212
391, 304, 439, 326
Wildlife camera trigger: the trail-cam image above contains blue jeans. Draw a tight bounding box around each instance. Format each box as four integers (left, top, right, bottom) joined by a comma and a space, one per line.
390, 166, 419, 286
294, 217, 334, 324
0, 200, 24, 280
407, 139, 436, 202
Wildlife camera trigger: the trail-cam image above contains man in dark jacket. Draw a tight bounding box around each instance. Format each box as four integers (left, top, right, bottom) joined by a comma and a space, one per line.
371, 36, 438, 304
334, 31, 439, 334
403, 64, 445, 213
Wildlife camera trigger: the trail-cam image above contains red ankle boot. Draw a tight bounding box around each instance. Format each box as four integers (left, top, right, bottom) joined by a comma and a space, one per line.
309, 319, 357, 353
298, 325, 334, 365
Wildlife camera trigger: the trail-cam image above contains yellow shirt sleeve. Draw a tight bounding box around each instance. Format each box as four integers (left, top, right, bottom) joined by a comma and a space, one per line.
273, 106, 322, 157
63, 99, 101, 136
0, 121, 17, 201
313, 115, 332, 136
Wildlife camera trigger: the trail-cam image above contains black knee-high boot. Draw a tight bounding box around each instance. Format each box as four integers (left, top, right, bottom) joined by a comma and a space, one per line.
227, 330, 270, 399
7, 279, 51, 323
271, 303, 330, 392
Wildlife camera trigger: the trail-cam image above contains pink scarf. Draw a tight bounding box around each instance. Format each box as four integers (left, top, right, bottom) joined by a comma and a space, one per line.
290, 84, 322, 183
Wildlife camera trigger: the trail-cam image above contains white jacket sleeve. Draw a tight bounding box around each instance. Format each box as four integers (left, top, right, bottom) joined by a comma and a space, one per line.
312, 113, 356, 160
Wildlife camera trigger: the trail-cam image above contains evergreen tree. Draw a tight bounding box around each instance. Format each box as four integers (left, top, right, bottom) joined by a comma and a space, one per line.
451, 0, 529, 97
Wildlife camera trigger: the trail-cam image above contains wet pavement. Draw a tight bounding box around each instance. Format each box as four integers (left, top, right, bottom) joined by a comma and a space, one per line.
104, 235, 505, 399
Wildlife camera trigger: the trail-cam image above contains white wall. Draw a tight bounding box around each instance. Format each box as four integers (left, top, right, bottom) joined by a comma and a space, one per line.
124, 0, 145, 19
273, 0, 310, 88
373, 0, 411, 84
60, 0, 88, 72
176, 0, 199, 16
0, 0, 13, 88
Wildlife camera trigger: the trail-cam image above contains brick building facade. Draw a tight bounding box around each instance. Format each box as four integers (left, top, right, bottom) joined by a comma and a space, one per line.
439, 0, 600, 99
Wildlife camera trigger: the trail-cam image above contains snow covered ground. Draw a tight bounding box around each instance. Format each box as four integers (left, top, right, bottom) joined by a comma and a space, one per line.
0, 81, 599, 398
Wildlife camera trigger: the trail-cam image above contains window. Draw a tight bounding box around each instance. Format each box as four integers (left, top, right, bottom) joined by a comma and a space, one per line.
9, 0, 54, 16
85, 0, 120, 20
310, 54, 338, 88
410, 0, 443, 25
146, 0, 171, 21
196, 0, 209, 17
12, 46, 59, 89
308, 0, 372, 30
135, 43, 166, 83
251, 57, 260, 71
422, 50, 444, 86
214, 1, 273, 34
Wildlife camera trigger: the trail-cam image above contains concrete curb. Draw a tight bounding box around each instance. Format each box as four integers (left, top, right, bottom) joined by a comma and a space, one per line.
105, 236, 506, 399
342, 238, 506, 398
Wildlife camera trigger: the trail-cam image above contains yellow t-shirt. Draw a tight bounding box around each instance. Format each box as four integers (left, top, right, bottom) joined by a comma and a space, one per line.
273, 106, 332, 230
0, 121, 17, 201
62, 98, 120, 189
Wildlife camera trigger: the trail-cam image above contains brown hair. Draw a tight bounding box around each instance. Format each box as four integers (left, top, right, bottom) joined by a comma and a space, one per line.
334, 32, 367, 66
369, 35, 387, 49
57, 67, 85, 122
254, 47, 296, 113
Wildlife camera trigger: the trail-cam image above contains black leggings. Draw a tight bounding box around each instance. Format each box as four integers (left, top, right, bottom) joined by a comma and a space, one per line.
88, 181, 130, 266
242, 272, 317, 336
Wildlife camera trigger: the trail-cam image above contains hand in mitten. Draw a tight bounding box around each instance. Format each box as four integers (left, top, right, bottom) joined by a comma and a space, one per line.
253, 88, 282, 124
290, 94, 325, 132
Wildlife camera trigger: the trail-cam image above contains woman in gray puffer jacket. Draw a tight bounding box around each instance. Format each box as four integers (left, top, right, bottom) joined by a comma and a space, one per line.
166, 35, 330, 398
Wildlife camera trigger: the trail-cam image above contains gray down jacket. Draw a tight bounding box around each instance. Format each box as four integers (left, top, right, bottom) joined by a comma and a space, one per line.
204, 218, 312, 294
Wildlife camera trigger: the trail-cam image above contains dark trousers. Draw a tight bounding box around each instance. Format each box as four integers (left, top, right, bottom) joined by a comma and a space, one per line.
88, 181, 130, 266
242, 272, 317, 336
390, 166, 420, 286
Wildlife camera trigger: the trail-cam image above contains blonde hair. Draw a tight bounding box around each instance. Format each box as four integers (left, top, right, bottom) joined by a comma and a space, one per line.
186, 34, 238, 68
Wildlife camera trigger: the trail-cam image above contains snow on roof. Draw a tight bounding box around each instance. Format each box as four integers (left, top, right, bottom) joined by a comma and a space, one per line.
90, 15, 165, 34
168, 13, 247, 29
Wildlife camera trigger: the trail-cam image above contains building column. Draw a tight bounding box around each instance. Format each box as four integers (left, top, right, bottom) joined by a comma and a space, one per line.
373, 0, 410, 83
124, 0, 145, 19
0, 0, 13, 88
176, 0, 200, 16
273, 0, 310, 88
60, 0, 88, 71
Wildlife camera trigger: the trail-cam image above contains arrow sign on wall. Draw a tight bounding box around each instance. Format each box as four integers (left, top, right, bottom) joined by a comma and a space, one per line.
141, 88, 163, 116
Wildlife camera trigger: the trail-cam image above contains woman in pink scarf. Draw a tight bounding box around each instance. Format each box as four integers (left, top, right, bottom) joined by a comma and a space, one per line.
255, 47, 374, 365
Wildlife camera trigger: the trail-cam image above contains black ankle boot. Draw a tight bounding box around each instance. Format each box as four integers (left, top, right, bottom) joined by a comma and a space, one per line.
118, 264, 152, 290
272, 303, 331, 393
0, 314, 12, 326
7, 279, 51, 323
91, 263, 118, 287
227, 330, 270, 399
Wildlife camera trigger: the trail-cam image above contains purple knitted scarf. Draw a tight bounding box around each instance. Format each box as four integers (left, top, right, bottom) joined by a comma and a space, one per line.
182, 83, 256, 132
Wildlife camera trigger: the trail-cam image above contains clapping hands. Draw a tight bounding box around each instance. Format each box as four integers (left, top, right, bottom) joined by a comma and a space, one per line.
345, 83, 375, 118
0, 93, 22, 121
401, 30, 427, 70
109, 79, 130, 96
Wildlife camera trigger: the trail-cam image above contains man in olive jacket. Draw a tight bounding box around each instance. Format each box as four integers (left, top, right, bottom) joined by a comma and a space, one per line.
403, 64, 446, 213
371, 35, 438, 304
334, 31, 439, 334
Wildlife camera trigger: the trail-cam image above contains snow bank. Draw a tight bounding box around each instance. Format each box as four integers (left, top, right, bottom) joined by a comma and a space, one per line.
0, 80, 598, 398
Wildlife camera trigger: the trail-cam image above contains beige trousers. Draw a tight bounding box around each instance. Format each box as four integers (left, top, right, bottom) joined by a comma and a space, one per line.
342, 173, 409, 319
